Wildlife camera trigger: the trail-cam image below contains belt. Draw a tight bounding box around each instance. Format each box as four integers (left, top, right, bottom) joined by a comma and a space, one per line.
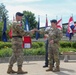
12, 36, 22, 38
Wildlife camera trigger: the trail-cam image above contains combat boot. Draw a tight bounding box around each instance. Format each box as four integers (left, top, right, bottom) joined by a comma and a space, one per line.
46, 65, 53, 72
17, 66, 28, 74
53, 66, 60, 72
7, 65, 17, 74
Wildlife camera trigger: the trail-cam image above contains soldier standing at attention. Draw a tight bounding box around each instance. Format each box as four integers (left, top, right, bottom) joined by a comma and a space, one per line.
7, 12, 35, 74
46, 19, 62, 72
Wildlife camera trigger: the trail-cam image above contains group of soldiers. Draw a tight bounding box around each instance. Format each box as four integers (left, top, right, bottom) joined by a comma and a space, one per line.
7, 12, 62, 74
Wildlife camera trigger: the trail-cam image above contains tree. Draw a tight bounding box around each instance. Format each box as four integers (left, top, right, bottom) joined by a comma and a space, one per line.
0, 22, 3, 40
0, 3, 8, 21
0, 3, 8, 41
23, 11, 37, 30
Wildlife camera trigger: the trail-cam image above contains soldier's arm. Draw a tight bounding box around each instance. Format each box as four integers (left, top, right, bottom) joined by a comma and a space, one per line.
37, 29, 49, 34
13, 24, 33, 36
53, 30, 63, 43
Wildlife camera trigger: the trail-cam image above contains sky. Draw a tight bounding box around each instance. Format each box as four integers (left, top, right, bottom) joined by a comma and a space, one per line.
1, 0, 76, 27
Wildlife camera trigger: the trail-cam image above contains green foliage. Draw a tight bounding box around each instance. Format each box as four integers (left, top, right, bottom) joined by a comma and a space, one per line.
32, 42, 44, 48
0, 41, 45, 57
0, 3, 8, 21
59, 47, 76, 53
0, 48, 12, 57
0, 41, 12, 49
23, 47, 45, 55
59, 41, 76, 53
0, 21, 11, 41
37, 42, 44, 47
59, 41, 72, 48
22, 10, 38, 38
0, 3, 9, 41
23, 11, 37, 30
32, 42, 39, 48
72, 42, 76, 48
0, 22, 3, 41
0, 41, 76, 57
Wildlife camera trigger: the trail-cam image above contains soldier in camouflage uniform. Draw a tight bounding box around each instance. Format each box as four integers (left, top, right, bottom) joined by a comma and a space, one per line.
37, 19, 62, 72
7, 12, 35, 74
45, 20, 62, 72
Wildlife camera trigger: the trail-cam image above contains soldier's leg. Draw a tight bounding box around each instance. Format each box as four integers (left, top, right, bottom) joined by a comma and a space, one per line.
53, 49, 60, 72
46, 48, 53, 71
8, 43, 18, 66
16, 49, 28, 74
17, 52, 24, 66
9, 53, 17, 65
7, 53, 17, 74
14, 39, 27, 74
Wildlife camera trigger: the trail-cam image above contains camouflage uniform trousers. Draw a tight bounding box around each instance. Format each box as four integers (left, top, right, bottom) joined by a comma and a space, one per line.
9, 37, 24, 67
48, 43, 60, 67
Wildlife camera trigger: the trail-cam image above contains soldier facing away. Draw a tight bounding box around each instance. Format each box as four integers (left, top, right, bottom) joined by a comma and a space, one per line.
7, 12, 35, 74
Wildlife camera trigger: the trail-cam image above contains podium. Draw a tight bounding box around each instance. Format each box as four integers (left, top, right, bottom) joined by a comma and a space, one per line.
23, 36, 31, 48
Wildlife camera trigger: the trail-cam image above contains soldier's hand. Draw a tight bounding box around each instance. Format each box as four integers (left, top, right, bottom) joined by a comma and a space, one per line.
22, 37, 24, 41
49, 40, 54, 44
32, 28, 38, 32
31, 30, 35, 34
31, 28, 36, 34
44, 34, 49, 38
33, 28, 38, 32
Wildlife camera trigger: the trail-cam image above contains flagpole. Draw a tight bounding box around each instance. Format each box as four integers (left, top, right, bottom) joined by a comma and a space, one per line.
46, 14, 47, 18
37, 15, 40, 30
61, 16, 63, 29
72, 13, 73, 17
45, 14, 48, 27
36, 15, 40, 40
56, 16, 58, 21
72, 14, 74, 22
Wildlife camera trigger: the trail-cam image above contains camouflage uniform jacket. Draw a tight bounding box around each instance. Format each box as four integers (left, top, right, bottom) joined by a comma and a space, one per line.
38, 28, 62, 47
12, 21, 32, 37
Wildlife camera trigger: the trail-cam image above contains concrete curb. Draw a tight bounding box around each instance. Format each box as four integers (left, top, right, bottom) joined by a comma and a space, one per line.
0, 55, 45, 63
0, 55, 63, 63
0, 55, 76, 63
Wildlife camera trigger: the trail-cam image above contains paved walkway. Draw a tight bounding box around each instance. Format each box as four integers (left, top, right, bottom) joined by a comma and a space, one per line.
0, 60, 76, 75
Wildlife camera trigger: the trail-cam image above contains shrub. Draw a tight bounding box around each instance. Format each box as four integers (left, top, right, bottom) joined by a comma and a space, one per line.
72, 42, 76, 48
36, 47, 45, 55
0, 41, 12, 49
0, 48, 12, 57
72, 49, 76, 52
32, 42, 39, 48
60, 41, 72, 48
23, 47, 45, 55
23, 49, 34, 55
37, 42, 44, 47
0, 41, 76, 57
59, 47, 76, 53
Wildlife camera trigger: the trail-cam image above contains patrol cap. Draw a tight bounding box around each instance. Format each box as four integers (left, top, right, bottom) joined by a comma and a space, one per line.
50, 19, 57, 23
16, 12, 23, 16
